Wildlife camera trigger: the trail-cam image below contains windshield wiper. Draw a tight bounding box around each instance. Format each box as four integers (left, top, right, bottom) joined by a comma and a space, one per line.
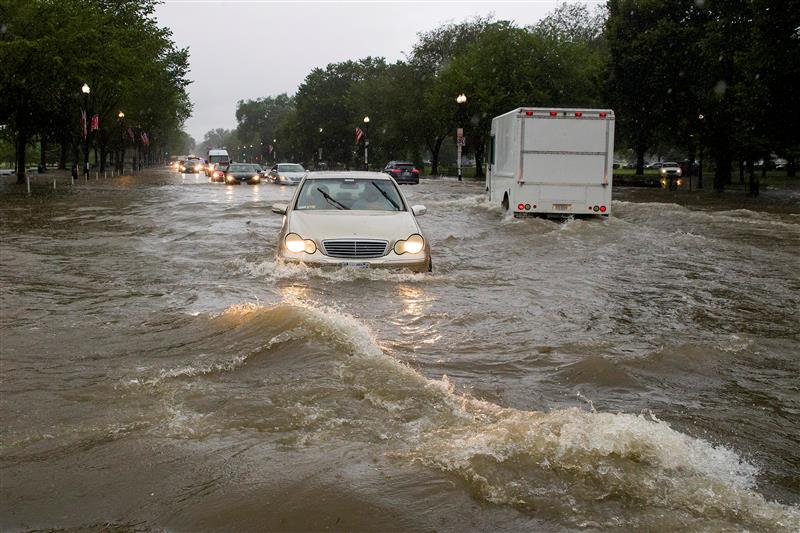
371, 181, 400, 211
317, 187, 350, 210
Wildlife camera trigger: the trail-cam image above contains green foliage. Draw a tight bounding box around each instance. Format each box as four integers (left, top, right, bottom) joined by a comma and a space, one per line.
0, 0, 192, 178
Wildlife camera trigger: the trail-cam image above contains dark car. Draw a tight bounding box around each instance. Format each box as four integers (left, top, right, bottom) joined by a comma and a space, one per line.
383, 161, 420, 184
223, 163, 262, 185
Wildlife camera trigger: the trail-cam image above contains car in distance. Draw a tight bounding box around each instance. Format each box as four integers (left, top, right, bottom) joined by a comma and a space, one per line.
209, 162, 230, 182
180, 157, 204, 173
382, 161, 420, 184
271, 171, 431, 272
206, 149, 230, 176
267, 163, 308, 185
659, 162, 684, 188
223, 163, 262, 185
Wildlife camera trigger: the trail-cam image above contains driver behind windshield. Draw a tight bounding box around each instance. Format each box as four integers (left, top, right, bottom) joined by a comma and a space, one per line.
295, 179, 402, 211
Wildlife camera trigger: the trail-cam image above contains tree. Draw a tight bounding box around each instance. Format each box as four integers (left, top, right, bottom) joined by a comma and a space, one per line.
0, 0, 192, 181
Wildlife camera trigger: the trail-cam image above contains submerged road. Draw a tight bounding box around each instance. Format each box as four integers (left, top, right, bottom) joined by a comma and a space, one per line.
1, 170, 799, 531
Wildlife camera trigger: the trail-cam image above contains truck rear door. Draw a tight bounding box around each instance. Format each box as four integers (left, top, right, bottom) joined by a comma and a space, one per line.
521, 114, 610, 187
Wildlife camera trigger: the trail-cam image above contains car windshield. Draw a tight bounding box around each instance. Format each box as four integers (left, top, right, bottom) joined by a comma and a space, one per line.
278, 164, 304, 173
295, 178, 405, 211
229, 164, 258, 172
208, 155, 228, 163
394, 163, 415, 170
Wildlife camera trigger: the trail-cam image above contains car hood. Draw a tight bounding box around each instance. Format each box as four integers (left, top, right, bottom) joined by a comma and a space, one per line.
288, 210, 419, 242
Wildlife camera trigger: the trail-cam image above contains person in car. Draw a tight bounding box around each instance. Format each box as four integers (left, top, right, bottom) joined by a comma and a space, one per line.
352, 185, 385, 210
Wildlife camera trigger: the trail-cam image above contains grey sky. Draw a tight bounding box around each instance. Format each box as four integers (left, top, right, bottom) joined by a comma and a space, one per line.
155, 0, 569, 142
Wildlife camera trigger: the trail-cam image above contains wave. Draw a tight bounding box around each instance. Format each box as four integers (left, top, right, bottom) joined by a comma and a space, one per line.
116, 300, 799, 529
228, 257, 441, 283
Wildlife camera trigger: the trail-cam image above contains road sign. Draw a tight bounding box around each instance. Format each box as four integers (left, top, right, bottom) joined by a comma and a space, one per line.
456, 127, 465, 146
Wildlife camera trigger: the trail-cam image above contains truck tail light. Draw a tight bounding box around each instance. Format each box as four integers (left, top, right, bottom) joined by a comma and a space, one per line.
549, 111, 557, 117
599, 112, 607, 118
525, 111, 533, 116
600, 205, 607, 213
517, 203, 525, 210
575, 112, 583, 117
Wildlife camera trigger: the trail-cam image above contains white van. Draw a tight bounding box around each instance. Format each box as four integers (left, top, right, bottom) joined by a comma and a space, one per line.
206, 149, 230, 175
487, 107, 615, 217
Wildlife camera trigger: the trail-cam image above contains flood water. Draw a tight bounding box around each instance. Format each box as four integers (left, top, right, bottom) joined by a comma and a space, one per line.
1, 171, 799, 531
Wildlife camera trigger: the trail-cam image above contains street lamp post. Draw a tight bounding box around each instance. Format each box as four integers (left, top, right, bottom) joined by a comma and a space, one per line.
273, 138, 277, 162
697, 114, 705, 190
117, 111, 125, 173
81, 83, 91, 179
455, 93, 467, 181
363, 116, 370, 171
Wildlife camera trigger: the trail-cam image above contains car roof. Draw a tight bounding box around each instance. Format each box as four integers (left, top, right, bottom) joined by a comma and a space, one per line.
306, 171, 392, 180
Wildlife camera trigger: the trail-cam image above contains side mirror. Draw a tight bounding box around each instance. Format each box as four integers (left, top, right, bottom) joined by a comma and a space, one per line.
272, 203, 288, 215
411, 205, 427, 216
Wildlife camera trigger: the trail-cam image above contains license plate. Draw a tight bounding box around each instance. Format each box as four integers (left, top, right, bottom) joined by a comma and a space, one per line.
552, 203, 572, 211
340, 262, 370, 269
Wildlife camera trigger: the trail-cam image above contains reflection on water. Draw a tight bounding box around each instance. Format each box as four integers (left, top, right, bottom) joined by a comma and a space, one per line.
0, 172, 798, 531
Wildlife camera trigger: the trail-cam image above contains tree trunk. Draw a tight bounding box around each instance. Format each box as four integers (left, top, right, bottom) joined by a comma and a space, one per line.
787, 155, 797, 178
474, 141, 485, 179
59, 141, 68, 170
99, 141, 107, 172
636, 146, 646, 175
15, 130, 28, 184
428, 136, 444, 175
713, 151, 731, 192
747, 159, 756, 196
39, 136, 47, 172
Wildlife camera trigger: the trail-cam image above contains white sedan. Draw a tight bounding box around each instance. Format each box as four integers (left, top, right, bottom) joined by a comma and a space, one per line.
272, 172, 431, 272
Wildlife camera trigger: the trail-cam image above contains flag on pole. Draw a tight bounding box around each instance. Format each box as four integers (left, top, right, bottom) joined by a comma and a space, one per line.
267, 144, 274, 154
354, 127, 364, 145
81, 110, 87, 140
140, 132, 150, 146
90, 114, 99, 131
127, 128, 135, 141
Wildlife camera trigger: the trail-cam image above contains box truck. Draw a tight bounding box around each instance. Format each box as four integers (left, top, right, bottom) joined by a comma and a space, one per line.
486, 107, 615, 217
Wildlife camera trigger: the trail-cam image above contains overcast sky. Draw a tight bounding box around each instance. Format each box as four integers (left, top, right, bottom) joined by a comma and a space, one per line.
155, 0, 574, 142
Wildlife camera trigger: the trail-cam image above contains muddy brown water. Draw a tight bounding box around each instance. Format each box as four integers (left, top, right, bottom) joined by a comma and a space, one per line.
1, 171, 799, 531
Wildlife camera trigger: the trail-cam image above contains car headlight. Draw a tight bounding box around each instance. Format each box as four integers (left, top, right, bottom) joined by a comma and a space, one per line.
660, 168, 667, 175
279, 175, 286, 181
394, 234, 424, 255
284, 233, 317, 254
676, 168, 682, 176
225, 175, 235, 182
252, 175, 260, 182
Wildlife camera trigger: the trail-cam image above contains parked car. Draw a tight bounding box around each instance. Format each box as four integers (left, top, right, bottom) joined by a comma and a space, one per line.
223, 163, 262, 185
382, 161, 420, 184
271, 171, 431, 272
267, 163, 308, 185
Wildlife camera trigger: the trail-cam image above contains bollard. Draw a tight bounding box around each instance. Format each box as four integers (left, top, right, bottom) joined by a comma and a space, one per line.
26, 173, 31, 194
53, 179, 56, 190
104, 171, 107, 179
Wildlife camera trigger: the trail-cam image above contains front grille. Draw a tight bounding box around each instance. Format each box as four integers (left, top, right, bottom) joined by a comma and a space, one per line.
322, 239, 388, 258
